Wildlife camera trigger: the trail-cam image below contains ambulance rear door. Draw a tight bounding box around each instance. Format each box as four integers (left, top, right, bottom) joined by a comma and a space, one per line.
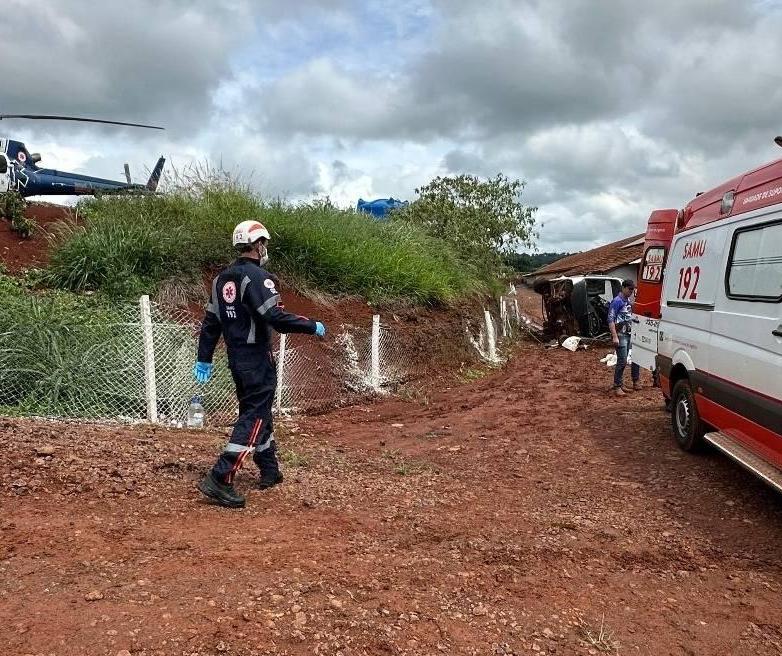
631, 209, 678, 371
632, 244, 666, 370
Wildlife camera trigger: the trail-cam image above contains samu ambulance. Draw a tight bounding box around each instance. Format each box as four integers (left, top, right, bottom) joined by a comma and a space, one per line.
633, 156, 782, 490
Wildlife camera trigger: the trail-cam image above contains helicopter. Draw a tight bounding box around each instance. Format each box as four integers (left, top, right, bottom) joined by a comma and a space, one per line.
0, 114, 165, 198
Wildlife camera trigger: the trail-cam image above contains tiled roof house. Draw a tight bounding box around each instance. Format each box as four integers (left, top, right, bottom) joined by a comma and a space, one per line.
529, 233, 645, 282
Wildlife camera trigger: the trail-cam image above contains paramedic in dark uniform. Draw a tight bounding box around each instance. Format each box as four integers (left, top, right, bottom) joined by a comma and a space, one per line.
608, 279, 641, 397
193, 220, 326, 508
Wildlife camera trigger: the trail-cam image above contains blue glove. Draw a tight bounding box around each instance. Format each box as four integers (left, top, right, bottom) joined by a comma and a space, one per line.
193, 361, 213, 384
315, 321, 326, 337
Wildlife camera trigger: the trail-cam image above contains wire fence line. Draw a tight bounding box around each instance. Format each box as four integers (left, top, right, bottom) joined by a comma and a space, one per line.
0, 293, 528, 426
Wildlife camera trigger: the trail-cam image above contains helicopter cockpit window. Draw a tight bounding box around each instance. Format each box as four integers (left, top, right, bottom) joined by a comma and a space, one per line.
0, 156, 7, 174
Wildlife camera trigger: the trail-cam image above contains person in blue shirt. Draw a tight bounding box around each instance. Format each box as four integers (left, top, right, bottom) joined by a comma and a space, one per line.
607, 279, 641, 397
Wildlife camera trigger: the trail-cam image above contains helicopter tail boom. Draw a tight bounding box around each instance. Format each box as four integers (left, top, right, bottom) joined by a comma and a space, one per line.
146, 156, 165, 192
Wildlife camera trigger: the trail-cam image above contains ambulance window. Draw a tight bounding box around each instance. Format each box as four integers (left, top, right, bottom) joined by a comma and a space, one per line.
641, 247, 665, 282
0, 157, 6, 174
726, 220, 782, 302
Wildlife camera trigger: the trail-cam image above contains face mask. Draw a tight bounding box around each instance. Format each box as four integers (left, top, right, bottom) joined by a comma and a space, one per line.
258, 243, 269, 266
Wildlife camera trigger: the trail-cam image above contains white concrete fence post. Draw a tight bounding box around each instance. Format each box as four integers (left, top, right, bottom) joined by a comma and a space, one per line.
371, 314, 381, 392
500, 298, 510, 339
275, 333, 287, 413
484, 309, 498, 363
140, 295, 158, 423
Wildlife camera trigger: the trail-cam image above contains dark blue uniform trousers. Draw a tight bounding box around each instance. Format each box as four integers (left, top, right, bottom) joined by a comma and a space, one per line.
212, 353, 279, 483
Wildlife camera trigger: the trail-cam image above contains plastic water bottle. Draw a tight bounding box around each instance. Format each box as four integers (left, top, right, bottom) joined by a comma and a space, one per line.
187, 395, 205, 429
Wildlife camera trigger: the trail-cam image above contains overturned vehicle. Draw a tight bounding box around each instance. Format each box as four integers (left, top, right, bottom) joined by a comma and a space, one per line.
533, 275, 622, 338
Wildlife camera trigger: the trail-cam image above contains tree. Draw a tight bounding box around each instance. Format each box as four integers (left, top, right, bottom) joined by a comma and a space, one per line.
394, 173, 537, 271
503, 251, 570, 274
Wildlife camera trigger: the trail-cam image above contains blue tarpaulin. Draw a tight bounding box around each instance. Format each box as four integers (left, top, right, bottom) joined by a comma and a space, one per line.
356, 197, 408, 219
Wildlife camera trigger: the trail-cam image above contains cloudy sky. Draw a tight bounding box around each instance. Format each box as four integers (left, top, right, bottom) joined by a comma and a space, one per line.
3, 0, 782, 252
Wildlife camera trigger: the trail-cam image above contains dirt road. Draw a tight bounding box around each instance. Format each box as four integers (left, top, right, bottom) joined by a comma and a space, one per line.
2, 343, 782, 655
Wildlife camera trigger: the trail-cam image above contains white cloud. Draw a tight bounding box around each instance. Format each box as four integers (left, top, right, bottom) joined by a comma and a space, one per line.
6, 0, 782, 254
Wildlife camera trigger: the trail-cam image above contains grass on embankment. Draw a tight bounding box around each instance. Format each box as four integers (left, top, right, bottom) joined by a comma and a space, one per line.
0, 272, 231, 419
0, 273, 128, 415
43, 179, 494, 304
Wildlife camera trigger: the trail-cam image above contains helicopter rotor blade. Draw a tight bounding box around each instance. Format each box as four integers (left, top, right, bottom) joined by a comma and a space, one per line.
0, 114, 164, 130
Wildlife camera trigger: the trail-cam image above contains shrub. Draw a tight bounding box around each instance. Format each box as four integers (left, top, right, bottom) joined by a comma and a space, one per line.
393, 173, 538, 273
0, 191, 33, 238
43, 172, 493, 305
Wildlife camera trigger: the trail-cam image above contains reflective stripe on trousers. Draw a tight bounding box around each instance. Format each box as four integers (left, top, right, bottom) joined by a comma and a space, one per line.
223, 433, 276, 455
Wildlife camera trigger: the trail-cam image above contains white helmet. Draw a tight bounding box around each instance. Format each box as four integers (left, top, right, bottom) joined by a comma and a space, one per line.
232, 220, 270, 247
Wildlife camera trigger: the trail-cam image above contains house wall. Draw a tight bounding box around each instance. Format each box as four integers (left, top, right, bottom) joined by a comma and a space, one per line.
607, 264, 639, 283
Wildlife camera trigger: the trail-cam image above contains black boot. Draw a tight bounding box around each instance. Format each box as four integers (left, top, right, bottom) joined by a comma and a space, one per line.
258, 470, 284, 490
197, 471, 246, 508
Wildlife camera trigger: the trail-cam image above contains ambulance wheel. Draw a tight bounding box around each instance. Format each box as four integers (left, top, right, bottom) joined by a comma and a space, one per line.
671, 379, 705, 452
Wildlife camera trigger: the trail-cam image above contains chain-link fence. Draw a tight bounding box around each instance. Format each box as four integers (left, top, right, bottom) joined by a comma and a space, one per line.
0, 293, 529, 426
0, 299, 195, 424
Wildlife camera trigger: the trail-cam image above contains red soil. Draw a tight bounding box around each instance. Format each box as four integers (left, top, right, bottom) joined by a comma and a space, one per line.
2, 345, 781, 655
0, 202, 73, 272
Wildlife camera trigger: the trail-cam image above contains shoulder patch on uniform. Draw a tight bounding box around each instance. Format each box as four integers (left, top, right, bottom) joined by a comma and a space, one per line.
264, 279, 276, 290
222, 281, 237, 303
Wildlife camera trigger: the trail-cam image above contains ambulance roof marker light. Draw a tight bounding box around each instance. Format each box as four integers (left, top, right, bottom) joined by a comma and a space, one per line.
720, 190, 735, 216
